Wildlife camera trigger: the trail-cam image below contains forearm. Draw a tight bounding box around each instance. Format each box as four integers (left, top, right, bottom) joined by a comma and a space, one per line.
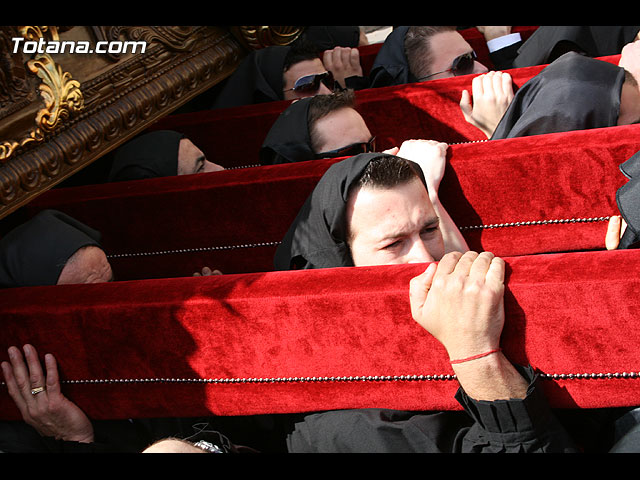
430, 194, 469, 254
452, 351, 529, 401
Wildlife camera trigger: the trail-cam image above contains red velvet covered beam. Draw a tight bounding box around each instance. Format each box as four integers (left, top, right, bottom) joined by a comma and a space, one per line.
1, 248, 639, 421
148, 54, 620, 169
17, 124, 640, 280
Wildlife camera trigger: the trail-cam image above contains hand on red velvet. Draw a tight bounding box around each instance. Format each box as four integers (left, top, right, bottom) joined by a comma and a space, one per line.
409, 251, 506, 361
476, 26, 513, 42
1, 344, 94, 443
460, 71, 514, 139
395, 139, 448, 196
606, 215, 628, 250
619, 41, 640, 84
382, 146, 399, 155
322, 46, 363, 89
193, 266, 223, 277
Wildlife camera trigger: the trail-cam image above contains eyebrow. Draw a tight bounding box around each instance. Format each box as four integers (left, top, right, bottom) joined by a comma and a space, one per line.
377, 215, 440, 243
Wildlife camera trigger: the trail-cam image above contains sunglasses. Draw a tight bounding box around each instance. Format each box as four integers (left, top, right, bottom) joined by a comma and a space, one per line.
284, 71, 336, 94
418, 51, 478, 81
315, 136, 376, 159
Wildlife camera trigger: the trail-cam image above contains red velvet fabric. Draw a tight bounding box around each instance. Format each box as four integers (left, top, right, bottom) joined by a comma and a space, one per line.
149, 54, 620, 170
19, 123, 640, 280
1, 48, 638, 422
1, 248, 640, 420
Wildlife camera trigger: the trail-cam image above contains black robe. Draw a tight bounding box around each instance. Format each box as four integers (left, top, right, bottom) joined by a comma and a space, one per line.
108, 130, 185, 182
511, 26, 640, 69
490, 52, 626, 140
211, 46, 290, 110
259, 96, 315, 165
273, 153, 428, 270
293, 26, 361, 51
0, 209, 103, 287
287, 366, 579, 453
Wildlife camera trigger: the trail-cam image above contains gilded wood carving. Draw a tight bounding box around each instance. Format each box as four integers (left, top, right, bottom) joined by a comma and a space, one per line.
229, 26, 304, 50
0, 26, 245, 219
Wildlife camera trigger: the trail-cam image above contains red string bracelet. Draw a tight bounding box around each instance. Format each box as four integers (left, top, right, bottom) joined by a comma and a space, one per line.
450, 348, 501, 365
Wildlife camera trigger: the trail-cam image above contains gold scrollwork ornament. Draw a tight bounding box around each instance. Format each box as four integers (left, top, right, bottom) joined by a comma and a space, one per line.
0, 26, 84, 162
28, 54, 84, 132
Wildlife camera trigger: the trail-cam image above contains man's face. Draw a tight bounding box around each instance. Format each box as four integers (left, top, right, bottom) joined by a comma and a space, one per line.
177, 139, 224, 175
283, 58, 333, 100
313, 107, 373, 155
57, 246, 114, 284
346, 178, 445, 266
426, 30, 488, 80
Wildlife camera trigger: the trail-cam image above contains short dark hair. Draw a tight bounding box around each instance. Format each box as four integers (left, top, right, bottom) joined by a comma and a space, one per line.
353, 154, 423, 191
308, 89, 357, 153
283, 39, 321, 73
404, 26, 457, 80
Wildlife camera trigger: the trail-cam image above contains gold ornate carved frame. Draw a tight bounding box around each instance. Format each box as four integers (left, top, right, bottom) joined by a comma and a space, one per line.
0, 26, 287, 220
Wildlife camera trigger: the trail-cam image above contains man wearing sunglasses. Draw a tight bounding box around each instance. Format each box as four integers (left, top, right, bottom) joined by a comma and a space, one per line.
370, 26, 490, 88
212, 40, 365, 108
283, 64, 336, 101
283, 41, 364, 101
404, 26, 489, 81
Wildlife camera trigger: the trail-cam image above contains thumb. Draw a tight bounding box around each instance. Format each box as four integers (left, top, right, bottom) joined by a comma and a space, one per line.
605, 215, 623, 250
383, 146, 399, 155
409, 262, 437, 317
459, 90, 472, 120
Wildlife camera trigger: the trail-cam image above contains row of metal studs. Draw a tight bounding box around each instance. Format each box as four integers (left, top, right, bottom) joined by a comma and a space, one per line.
106, 241, 281, 259
105, 217, 610, 259
56, 374, 456, 384
227, 140, 490, 170
3, 370, 635, 388
459, 216, 610, 231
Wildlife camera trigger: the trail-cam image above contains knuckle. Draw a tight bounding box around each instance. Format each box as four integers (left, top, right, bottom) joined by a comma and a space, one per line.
431, 276, 447, 291
464, 279, 483, 295
15, 377, 29, 390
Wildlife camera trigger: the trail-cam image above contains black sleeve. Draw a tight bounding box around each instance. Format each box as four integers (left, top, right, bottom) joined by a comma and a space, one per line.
454, 365, 579, 452
287, 366, 579, 453
343, 75, 370, 91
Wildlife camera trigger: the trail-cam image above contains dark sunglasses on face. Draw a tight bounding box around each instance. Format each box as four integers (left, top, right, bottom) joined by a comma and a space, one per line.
418, 51, 478, 81
284, 71, 336, 94
315, 136, 376, 159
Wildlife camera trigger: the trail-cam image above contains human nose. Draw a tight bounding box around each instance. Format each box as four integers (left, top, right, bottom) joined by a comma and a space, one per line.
405, 238, 435, 264
317, 82, 333, 95
203, 160, 225, 173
